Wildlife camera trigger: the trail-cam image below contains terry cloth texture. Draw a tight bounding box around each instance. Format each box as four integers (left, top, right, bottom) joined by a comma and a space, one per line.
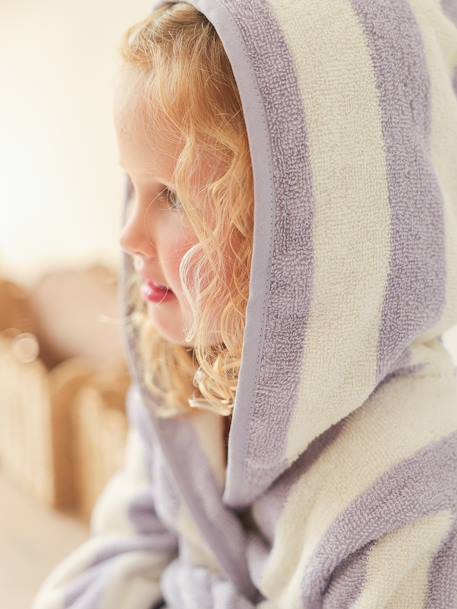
32, 0, 457, 608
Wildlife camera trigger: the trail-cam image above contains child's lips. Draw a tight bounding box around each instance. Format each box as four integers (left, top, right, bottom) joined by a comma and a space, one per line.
141, 280, 175, 303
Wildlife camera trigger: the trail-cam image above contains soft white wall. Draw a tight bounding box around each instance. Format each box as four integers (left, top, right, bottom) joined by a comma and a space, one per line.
0, 0, 152, 289
0, 0, 456, 365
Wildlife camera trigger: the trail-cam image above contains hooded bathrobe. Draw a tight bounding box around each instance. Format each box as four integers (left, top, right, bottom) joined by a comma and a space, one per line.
32, 0, 457, 607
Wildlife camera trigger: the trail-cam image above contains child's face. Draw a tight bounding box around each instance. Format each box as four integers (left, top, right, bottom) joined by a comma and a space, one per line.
113, 86, 212, 347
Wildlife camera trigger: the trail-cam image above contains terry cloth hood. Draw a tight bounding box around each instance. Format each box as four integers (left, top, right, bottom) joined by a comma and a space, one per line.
31, 2, 457, 608
122, 0, 457, 509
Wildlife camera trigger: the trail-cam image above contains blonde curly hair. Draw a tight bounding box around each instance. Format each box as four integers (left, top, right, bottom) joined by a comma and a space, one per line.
117, 2, 254, 418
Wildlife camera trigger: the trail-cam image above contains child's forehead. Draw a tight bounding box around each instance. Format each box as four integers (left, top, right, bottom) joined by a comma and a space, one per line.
114, 92, 173, 146
113, 77, 154, 134
113, 90, 145, 134
116, 114, 183, 183
114, 107, 158, 162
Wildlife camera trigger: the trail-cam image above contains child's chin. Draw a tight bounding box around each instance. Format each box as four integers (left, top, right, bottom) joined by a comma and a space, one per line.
146, 304, 189, 344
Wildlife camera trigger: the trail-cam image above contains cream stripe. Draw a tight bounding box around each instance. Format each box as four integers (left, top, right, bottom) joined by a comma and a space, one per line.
99, 551, 166, 609
176, 501, 221, 572
260, 372, 457, 600
409, 0, 457, 341
408, 335, 456, 373
353, 509, 454, 609
91, 425, 151, 537
384, 558, 432, 609
269, 0, 392, 462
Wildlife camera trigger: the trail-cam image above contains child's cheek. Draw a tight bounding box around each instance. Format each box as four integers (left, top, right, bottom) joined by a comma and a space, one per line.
163, 228, 199, 297
163, 217, 235, 310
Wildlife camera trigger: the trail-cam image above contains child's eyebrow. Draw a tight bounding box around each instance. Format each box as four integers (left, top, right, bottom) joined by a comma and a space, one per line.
117, 164, 175, 190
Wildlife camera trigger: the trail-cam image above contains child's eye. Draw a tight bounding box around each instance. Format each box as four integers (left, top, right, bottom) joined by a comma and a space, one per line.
162, 187, 182, 211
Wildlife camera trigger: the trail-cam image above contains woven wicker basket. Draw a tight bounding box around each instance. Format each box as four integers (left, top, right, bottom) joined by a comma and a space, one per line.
0, 269, 131, 520
0, 332, 130, 519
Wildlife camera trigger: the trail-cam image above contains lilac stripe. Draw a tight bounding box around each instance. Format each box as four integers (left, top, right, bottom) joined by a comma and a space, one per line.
427, 514, 457, 608
63, 561, 107, 608
89, 537, 175, 567
349, 0, 446, 383
441, 0, 457, 26
215, 0, 315, 504
156, 414, 263, 603
149, 439, 182, 532
160, 556, 256, 609
126, 428, 180, 538
65, 538, 174, 608
129, 491, 181, 541
251, 419, 346, 546
299, 429, 457, 607
322, 542, 373, 609
125, 385, 180, 539
67, 386, 179, 606
63, 555, 164, 609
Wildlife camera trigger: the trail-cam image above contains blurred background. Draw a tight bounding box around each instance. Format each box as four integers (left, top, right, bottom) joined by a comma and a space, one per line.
1, 2, 457, 609
0, 2, 153, 608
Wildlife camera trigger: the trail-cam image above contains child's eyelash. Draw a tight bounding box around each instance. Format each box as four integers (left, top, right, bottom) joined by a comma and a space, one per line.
162, 187, 182, 211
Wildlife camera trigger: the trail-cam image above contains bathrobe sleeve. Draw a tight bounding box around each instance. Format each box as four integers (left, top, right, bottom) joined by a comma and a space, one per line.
158, 509, 455, 609
31, 385, 179, 609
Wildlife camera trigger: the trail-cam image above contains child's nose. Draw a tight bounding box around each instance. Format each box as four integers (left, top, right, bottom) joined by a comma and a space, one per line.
119, 208, 156, 261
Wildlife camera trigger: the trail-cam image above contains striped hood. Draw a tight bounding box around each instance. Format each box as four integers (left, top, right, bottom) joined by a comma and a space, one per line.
121, 0, 457, 510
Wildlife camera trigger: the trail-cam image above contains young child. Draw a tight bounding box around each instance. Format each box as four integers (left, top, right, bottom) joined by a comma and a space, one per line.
32, 1, 457, 608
